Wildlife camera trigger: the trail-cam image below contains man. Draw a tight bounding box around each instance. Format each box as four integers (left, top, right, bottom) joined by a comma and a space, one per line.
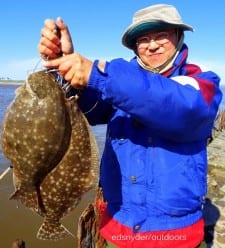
38, 4, 222, 247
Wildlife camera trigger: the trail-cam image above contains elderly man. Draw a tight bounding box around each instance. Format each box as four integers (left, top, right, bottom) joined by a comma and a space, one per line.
38, 4, 222, 247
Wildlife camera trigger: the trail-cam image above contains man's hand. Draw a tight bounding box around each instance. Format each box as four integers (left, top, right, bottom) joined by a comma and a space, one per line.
43, 53, 93, 89
38, 17, 74, 59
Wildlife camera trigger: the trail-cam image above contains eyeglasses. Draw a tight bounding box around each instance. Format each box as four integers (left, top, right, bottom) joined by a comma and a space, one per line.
136, 31, 175, 48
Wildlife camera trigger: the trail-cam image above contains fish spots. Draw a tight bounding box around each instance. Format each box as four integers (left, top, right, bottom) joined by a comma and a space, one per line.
2, 71, 71, 211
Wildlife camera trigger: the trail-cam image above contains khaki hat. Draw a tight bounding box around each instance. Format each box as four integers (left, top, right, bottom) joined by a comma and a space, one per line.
122, 4, 194, 49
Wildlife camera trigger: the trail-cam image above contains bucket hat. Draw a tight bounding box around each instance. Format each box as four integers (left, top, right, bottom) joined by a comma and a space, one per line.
122, 4, 194, 49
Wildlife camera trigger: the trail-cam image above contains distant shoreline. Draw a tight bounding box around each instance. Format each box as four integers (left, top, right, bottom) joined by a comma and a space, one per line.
0, 80, 24, 85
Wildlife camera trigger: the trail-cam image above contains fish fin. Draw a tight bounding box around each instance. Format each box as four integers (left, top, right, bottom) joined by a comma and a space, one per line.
9, 189, 45, 216
62, 197, 81, 218
37, 219, 75, 241
78, 108, 100, 186
89, 130, 100, 183
9, 189, 20, 200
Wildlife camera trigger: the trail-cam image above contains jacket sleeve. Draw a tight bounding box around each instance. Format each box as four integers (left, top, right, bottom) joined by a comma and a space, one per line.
87, 59, 223, 142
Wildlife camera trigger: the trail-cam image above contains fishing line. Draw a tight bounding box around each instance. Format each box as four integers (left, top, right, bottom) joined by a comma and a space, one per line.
0, 166, 11, 181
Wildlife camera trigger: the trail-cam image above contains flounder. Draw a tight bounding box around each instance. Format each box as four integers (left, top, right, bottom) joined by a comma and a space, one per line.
2, 71, 71, 213
1, 70, 99, 240
37, 95, 99, 240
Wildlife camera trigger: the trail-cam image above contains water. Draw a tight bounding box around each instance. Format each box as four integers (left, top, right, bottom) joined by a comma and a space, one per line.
0, 84, 20, 172
220, 85, 225, 109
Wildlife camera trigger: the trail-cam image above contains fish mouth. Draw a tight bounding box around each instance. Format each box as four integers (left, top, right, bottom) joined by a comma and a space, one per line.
44, 68, 73, 96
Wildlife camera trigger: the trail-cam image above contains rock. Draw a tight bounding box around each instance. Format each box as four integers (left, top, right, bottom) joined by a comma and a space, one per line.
204, 128, 225, 247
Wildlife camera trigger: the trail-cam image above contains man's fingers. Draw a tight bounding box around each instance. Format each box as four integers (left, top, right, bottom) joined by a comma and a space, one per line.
43, 57, 61, 67
44, 19, 58, 30
41, 27, 61, 45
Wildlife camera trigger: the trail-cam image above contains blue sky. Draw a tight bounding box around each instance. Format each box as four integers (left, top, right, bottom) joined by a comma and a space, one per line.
1, 0, 225, 85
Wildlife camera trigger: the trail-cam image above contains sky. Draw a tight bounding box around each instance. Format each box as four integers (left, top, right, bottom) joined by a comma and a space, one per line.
1, 0, 225, 85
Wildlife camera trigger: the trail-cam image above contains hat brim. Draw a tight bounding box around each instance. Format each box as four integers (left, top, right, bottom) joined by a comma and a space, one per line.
122, 21, 193, 49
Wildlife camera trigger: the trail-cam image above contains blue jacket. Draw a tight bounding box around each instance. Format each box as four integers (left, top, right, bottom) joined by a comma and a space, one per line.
77, 44, 222, 232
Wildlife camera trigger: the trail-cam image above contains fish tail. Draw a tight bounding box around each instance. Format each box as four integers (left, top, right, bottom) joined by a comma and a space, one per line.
37, 219, 75, 241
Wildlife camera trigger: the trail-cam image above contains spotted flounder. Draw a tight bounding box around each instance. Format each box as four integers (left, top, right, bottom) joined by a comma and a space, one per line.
2, 71, 71, 212
1, 70, 99, 240
37, 96, 99, 240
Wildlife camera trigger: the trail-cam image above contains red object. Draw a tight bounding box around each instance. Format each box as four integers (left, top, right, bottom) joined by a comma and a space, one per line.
99, 207, 204, 248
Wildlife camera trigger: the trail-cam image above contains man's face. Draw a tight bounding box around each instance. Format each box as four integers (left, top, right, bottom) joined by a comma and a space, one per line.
136, 29, 178, 68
